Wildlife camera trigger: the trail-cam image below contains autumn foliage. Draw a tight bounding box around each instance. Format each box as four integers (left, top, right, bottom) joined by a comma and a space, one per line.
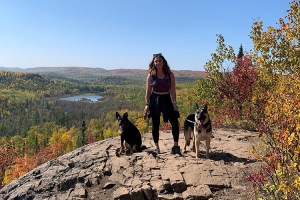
247, 76, 300, 199
193, 1, 300, 199
244, 1, 300, 199
200, 34, 258, 129
0, 144, 15, 187
215, 54, 258, 119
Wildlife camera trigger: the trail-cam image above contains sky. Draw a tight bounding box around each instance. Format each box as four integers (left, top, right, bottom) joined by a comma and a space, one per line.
0, 0, 291, 71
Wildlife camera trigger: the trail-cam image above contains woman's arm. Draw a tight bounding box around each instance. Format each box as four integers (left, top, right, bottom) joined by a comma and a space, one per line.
144, 74, 151, 117
145, 74, 151, 105
170, 72, 178, 110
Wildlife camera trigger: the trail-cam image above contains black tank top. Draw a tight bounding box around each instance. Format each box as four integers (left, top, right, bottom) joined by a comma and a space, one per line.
151, 75, 171, 93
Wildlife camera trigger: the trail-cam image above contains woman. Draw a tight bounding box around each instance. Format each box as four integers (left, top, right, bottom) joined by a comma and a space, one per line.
144, 53, 181, 155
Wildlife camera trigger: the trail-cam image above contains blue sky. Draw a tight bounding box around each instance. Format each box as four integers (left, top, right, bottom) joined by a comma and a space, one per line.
0, 0, 290, 71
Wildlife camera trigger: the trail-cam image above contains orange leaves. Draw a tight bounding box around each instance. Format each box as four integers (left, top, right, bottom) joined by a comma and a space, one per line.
249, 3, 300, 197
0, 144, 15, 188
251, 75, 300, 199
3, 155, 36, 185
288, 132, 296, 146
3, 146, 59, 185
49, 128, 74, 154
207, 1, 300, 198
0, 125, 77, 188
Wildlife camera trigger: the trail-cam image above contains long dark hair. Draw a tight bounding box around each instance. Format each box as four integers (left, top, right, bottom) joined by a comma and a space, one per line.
148, 54, 171, 77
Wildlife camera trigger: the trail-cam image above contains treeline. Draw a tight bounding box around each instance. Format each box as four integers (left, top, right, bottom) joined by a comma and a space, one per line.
0, 71, 107, 137
0, 70, 107, 96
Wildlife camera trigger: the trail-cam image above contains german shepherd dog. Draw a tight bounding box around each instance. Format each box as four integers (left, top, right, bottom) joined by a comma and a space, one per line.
116, 112, 146, 155
183, 104, 212, 159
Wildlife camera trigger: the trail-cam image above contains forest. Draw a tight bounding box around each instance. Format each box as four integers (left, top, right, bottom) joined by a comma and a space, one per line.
0, 67, 204, 188
1, 1, 300, 199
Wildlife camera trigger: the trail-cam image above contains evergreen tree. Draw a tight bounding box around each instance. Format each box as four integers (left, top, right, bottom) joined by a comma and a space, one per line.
35, 134, 39, 153
80, 120, 87, 146
237, 44, 244, 67
237, 44, 244, 59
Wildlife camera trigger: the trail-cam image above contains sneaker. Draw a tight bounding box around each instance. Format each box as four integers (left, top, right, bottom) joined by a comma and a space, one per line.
153, 148, 160, 154
171, 146, 181, 155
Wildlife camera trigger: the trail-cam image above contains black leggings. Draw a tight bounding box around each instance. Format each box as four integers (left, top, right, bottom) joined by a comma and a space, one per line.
152, 114, 179, 144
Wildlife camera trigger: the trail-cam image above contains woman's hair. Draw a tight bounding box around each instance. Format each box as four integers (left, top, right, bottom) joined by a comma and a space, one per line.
148, 54, 171, 76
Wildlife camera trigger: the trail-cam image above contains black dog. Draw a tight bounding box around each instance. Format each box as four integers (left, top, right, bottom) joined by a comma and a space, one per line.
116, 112, 146, 155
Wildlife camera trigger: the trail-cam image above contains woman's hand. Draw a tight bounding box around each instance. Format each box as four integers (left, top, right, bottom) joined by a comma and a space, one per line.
144, 105, 149, 120
144, 105, 148, 113
172, 102, 178, 111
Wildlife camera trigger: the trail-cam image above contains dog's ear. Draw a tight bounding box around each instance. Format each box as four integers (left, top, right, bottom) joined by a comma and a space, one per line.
123, 112, 128, 119
116, 112, 121, 120
196, 103, 199, 109
203, 104, 208, 111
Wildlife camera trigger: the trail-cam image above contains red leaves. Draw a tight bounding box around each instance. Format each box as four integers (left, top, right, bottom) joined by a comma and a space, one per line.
0, 144, 15, 187
0, 143, 61, 187
87, 133, 96, 144
217, 55, 257, 103
215, 55, 258, 118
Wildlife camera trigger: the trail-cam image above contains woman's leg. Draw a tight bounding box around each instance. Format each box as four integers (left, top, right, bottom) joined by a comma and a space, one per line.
169, 116, 179, 145
169, 116, 181, 154
152, 115, 160, 148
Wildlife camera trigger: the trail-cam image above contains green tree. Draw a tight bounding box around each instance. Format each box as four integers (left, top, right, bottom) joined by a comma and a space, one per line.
86, 119, 104, 141
25, 126, 40, 153
40, 122, 60, 147
237, 44, 244, 59
79, 120, 87, 146
10, 135, 25, 155
237, 44, 244, 68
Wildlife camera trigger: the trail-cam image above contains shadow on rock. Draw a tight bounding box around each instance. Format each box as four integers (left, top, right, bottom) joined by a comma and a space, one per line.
198, 151, 256, 164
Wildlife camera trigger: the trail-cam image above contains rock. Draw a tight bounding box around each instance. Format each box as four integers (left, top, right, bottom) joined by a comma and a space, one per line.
182, 184, 212, 199
0, 128, 259, 200
130, 187, 144, 200
70, 183, 88, 198
141, 184, 156, 200
113, 187, 130, 200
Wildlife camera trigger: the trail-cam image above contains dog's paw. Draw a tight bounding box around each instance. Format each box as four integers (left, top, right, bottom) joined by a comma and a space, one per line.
116, 148, 121, 157
125, 149, 131, 155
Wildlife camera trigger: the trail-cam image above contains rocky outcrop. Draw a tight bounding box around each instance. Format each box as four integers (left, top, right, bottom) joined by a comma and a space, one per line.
0, 128, 259, 200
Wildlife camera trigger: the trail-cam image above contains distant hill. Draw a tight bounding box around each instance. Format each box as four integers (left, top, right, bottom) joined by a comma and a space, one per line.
0, 67, 208, 82
0, 67, 24, 72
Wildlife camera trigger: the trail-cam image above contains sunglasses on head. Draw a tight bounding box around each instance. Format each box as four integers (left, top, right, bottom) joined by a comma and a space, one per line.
153, 53, 162, 58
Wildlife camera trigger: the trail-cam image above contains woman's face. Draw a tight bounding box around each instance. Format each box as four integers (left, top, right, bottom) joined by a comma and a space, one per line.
154, 56, 164, 69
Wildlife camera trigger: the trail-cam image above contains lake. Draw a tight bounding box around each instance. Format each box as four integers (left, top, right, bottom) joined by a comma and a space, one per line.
59, 94, 102, 103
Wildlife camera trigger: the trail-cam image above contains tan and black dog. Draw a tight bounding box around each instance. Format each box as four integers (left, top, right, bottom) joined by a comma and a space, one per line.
183, 104, 212, 159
